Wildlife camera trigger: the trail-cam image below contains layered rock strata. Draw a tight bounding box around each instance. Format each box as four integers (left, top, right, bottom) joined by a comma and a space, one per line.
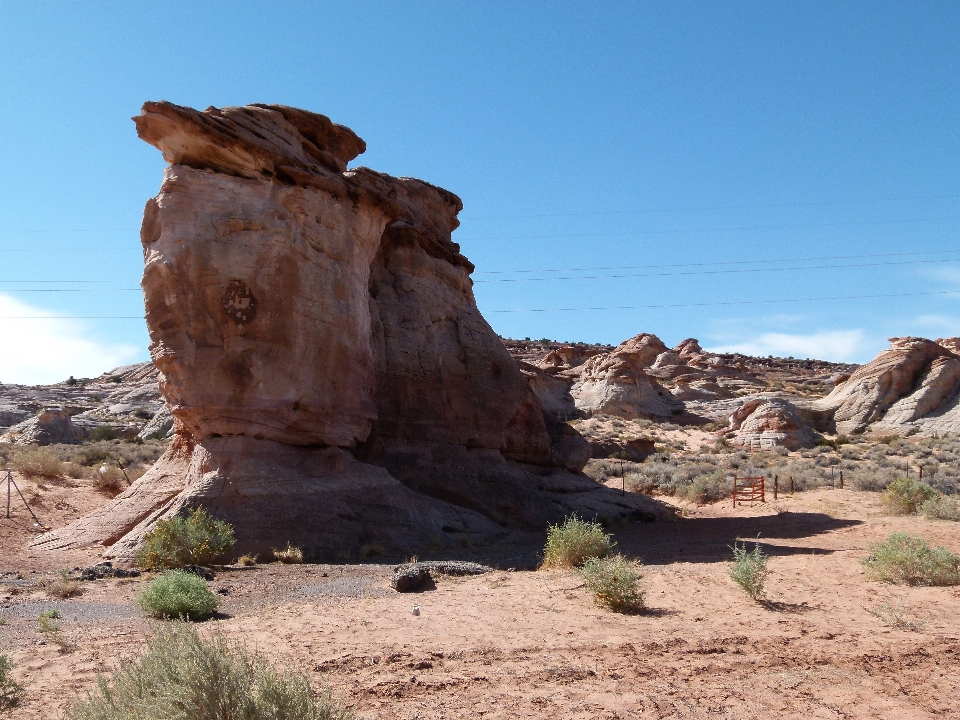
34, 102, 667, 561
817, 337, 960, 435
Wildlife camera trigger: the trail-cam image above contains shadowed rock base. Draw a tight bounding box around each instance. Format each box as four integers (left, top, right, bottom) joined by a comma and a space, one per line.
32, 435, 671, 563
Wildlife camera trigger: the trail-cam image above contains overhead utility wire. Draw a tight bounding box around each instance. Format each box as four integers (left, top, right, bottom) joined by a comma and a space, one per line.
461, 193, 960, 220
460, 215, 959, 242
485, 289, 960, 313
473, 257, 959, 283
0, 256, 952, 291
475, 248, 960, 275
0, 248, 954, 285
5, 288, 959, 320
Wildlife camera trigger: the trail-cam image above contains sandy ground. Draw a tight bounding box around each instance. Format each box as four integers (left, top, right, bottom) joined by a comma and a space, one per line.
1, 480, 959, 719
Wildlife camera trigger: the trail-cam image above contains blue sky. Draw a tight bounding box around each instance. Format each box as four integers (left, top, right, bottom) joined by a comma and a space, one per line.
1, 2, 959, 383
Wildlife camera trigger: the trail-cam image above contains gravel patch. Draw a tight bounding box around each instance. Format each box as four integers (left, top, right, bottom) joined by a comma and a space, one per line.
1, 601, 142, 622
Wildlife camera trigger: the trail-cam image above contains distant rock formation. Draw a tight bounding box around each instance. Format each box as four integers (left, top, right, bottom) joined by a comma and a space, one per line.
722, 398, 817, 451
33, 102, 668, 561
2, 408, 83, 446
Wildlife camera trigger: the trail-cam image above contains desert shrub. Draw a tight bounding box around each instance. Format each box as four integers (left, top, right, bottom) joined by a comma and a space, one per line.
0, 655, 22, 711
579, 554, 644, 612
882, 478, 938, 516
68, 623, 352, 720
94, 465, 127, 492
729, 541, 769, 601
541, 515, 613, 568
683, 470, 729, 504
273, 544, 304, 564
237, 554, 258, 566
137, 571, 219, 620
10, 447, 64, 479
861, 533, 960, 586
89, 426, 122, 442
135, 509, 236, 569
921, 495, 960, 521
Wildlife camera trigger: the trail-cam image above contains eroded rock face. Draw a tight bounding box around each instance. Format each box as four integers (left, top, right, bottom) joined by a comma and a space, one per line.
2, 408, 83, 446
568, 339, 683, 419
723, 399, 816, 451
817, 337, 959, 434
34, 101, 669, 560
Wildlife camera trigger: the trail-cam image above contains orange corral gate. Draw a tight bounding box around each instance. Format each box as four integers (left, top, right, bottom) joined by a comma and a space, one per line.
732, 475, 765, 507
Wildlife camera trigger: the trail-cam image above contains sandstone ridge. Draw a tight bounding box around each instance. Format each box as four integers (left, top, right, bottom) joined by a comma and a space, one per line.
32, 102, 667, 561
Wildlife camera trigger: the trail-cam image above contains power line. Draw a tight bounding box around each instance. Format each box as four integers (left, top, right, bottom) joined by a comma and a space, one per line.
474, 248, 960, 275
461, 193, 960, 220
486, 289, 960, 313
474, 257, 959, 283
4, 289, 958, 320
459, 215, 959, 242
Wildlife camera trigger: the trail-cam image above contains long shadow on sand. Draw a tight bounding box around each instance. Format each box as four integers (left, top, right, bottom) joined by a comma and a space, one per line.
613, 512, 861, 566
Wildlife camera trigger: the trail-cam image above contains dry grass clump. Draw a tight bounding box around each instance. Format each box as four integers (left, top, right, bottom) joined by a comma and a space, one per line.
236, 554, 258, 566
273, 544, 304, 564
729, 541, 770, 601
47, 570, 81, 599
136, 571, 219, 621
866, 594, 929, 632
67, 623, 353, 720
135, 508, 236, 569
861, 533, 960, 586
8, 446, 65, 479
579, 554, 644, 612
541, 515, 613, 569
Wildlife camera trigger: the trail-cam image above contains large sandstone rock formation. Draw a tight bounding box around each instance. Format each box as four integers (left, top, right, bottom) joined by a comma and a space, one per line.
817, 337, 960, 435
33, 102, 667, 561
722, 398, 817, 451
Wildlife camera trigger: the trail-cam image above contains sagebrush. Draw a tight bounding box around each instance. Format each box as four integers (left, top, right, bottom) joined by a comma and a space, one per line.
0, 655, 22, 711
729, 540, 770, 601
541, 515, 613, 568
135, 509, 235, 569
68, 623, 353, 720
136, 571, 219, 620
580, 554, 644, 612
882, 477, 938, 516
861, 533, 960, 586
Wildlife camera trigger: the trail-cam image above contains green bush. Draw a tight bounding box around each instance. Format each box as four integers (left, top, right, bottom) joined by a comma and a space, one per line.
542, 515, 613, 569
135, 508, 236, 569
861, 533, 960, 586
882, 477, 938, 516
69, 623, 352, 720
0, 655, 22, 711
920, 495, 960, 521
136, 571, 219, 620
580, 554, 644, 612
729, 541, 770, 601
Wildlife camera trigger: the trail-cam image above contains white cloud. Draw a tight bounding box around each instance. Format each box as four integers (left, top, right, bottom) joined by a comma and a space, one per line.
922, 266, 960, 286
706, 329, 866, 363
0, 293, 141, 385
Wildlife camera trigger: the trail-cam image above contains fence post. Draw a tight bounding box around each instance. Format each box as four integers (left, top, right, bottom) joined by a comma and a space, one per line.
774, 474, 778, 500
732, 476, 737, 508
839, 470, 843, 490
790, 477, 794, 495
